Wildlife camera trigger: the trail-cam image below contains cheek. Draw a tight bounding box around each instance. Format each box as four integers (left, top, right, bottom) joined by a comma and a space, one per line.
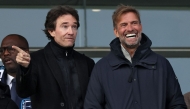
55, 28, 65, 34
12, 54, 17, 60
117, 29, 124, 35
136, 26, 142, 32
54, 32, 64, 39
72, 30, 78, 36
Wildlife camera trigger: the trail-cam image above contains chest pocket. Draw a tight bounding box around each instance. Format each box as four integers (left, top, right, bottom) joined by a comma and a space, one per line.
137, 62, 156, 70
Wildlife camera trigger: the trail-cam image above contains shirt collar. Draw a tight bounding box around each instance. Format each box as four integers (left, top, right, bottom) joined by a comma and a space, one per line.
7, 74, 14, 88
121, 44, 132, 63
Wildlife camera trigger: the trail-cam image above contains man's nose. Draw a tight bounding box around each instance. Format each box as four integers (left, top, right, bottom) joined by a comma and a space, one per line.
126, 24, 133, 31
67, 27, 74, 35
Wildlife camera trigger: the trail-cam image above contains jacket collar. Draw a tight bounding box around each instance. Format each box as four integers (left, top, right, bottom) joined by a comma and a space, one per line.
1, 70, 7, 84
0, 81, 11, 98
108, 33, 157, 68
50, 39, 74, 58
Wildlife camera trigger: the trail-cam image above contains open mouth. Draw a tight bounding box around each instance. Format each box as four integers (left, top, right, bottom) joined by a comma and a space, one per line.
3, 58, 12, 64
125, 33, 136, 38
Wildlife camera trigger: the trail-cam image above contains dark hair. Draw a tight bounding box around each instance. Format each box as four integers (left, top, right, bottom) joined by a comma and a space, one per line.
5, 34, 29, 50
112, 4, 141, 29
43, 5, 80, 40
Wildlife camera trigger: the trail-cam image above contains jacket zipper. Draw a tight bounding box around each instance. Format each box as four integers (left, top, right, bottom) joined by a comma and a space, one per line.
65, 51, 68, 56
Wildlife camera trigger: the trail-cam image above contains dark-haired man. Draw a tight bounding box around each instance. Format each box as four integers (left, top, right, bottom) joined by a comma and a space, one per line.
13, 5, 95, 109
84, 4, 186, 109
0, 34, 31, 109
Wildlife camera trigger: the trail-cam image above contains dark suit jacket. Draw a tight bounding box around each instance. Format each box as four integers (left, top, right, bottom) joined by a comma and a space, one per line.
16, 42, 95, 109
1, 70, 31, 109
0, 81, 19, 109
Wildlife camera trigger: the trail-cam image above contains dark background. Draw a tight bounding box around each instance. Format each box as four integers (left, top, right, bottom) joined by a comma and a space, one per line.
0, 0, 189, 7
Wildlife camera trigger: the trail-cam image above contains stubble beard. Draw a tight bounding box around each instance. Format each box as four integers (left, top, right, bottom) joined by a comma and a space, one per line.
122, 33, 142, 49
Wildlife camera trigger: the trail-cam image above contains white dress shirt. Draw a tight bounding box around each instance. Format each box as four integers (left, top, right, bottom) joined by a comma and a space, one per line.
121, 44, 132, 63
7, 74, 14, 89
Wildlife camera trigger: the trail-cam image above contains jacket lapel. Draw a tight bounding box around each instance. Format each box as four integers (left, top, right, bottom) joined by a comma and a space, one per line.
1, 70, 7, 84
43, 43, 67, 100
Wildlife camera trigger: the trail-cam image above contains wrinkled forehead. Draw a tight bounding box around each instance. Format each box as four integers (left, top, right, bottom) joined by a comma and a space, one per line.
119, 12, 139, 21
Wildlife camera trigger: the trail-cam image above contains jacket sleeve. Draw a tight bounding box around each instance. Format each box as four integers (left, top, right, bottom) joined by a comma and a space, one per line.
16, 58, 38, 98
85, 56, 95, 77
84, 65, 105, 109
166, 60, 187, 109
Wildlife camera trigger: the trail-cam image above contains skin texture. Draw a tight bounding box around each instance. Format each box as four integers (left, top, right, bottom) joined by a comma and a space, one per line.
114, 12, 142, 57
49, 14, 78, 47
1, 35, 29, 77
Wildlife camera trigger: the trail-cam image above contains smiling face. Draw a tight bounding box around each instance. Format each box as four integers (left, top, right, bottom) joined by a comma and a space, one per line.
0, 35, 29, 76
114, 12, 142, 49
49, 14, 78, 47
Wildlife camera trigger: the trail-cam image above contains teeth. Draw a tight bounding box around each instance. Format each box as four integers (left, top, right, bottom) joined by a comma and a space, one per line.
126, 34, 136, 37
5, 59, 10, 62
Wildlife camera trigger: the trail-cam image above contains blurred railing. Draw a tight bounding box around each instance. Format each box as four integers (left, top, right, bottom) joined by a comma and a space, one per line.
30, 47, 190, 58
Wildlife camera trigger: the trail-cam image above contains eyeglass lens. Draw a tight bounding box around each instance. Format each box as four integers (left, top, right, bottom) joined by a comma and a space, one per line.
0, 46, 15, 54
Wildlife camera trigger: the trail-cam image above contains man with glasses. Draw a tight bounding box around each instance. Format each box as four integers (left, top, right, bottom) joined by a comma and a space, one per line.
0, 34, 31, 109
0, 81, 19, 109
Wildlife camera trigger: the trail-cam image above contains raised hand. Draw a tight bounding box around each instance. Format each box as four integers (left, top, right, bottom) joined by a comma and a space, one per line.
12, 45, 31, 68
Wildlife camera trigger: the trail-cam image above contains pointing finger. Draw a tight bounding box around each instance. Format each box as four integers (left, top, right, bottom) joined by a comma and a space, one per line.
12, 45, 25, 53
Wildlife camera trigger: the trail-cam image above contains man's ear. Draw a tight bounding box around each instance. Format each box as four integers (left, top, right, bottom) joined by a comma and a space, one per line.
48, 30, 55, 38
114, 28, 119, 38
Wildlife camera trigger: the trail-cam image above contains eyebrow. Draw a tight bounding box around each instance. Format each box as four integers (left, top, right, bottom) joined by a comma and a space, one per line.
61, 22, 77, 25
120, 20, 140, 25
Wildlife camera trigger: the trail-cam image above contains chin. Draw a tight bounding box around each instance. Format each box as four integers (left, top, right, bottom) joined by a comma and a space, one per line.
68, 42, 75, 46
63, 44, 74, 48
5, 63, 18, 69
6, 67, 17, 73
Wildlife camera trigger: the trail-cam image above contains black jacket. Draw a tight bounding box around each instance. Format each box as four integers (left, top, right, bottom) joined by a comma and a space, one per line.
0, 81, 19, 109
84, 33, 186, 109
1, 70, 31, 109
16, 42, 95, 109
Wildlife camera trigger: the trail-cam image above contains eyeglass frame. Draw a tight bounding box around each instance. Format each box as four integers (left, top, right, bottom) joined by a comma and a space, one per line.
0, 46, 27, 55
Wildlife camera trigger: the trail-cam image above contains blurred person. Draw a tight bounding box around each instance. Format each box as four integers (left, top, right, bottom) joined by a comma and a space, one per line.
184, 92, 190, 109
13, 5, 95, 109
0, 65, 4, 81
0, 34, 31, 109
0, 81, 19, 109
84, 4, 186, 109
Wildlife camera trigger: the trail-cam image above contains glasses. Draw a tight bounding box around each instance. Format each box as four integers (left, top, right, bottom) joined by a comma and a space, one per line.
0, 46, 26, 55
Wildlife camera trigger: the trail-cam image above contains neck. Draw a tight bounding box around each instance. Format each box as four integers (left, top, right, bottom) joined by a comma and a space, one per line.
126, 48, 137, 58
7, 72, 16, 78
51, 39, 74, 50
122, 43, 140, 58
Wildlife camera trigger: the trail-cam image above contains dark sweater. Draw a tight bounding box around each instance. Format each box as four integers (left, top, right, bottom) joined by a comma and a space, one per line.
50, 40, 82, 109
